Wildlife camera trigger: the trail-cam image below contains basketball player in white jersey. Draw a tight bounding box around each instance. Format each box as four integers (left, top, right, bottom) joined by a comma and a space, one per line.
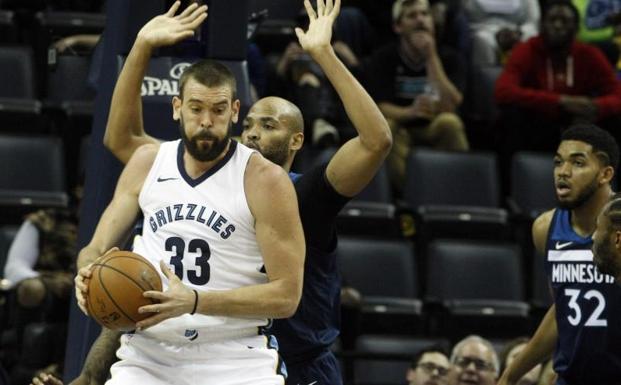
64, 1, 391, 385
72, 3, 305, 385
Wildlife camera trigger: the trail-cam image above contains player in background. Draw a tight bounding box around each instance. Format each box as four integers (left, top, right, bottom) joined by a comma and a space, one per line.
498, 124, 621, 385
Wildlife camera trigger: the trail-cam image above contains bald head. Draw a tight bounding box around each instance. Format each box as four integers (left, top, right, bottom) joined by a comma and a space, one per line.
251, 97, 304, 134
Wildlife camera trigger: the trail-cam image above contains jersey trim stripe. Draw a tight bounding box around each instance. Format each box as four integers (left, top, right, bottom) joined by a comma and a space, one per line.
548, 250, 593, 262
177, 139, 238, 187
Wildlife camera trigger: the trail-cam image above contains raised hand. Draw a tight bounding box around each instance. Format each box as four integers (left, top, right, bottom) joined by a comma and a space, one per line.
295, 0, 341, 55
136, 260, 196, 330
137, 1, 208, 49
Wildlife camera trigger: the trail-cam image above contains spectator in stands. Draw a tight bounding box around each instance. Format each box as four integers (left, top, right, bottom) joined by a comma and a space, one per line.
3, 208, 76, 317
406, 347, 451, 385
463, 0, 540, 67
494, 1, 621, 157
271, 6, 373, 147
366, 0, 468, 195
499, 338, 542, 385
571, 0, 621, 66
448, 335, 498, 385
3, 208, 77, 383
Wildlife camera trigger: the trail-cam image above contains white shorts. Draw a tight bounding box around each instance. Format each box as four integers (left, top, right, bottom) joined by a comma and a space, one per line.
106, 333, 286, 385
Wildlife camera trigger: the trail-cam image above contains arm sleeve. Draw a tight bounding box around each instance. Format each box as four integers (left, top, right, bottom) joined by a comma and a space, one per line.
3, 220, 40, 288
494, 42, 562, 116
295, 164, 351, 252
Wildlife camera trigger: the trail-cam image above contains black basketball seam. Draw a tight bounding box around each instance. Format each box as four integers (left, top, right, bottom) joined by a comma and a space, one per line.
93, 256, 160, 289
97, 255, 160, 285
97, 266, 138, 324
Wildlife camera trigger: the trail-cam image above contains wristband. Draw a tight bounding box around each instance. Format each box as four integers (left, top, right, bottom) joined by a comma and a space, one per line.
190, 289, 198, 315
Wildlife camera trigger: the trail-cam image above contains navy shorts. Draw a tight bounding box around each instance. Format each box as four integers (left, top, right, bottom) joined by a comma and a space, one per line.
284, 350, 342, 385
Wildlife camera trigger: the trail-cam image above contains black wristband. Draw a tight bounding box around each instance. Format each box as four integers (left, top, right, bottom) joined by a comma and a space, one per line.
190, 289, 198, 315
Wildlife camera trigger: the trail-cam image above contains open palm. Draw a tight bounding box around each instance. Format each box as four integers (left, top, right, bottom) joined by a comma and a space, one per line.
295, 0, 341, 54
138, 1, 208, 48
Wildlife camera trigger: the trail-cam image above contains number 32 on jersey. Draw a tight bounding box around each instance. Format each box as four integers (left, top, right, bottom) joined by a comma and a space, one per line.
564, 288, 607, 327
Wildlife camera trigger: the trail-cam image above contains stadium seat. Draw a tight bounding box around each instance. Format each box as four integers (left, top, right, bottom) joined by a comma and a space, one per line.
404, 149, 510, 245
425, 239, 530, 338
0, 135, 68, 220
509, 151, 556, 220
32, 11, 105, 95
337, 237, 422, 333
9, 322, 67, 385
337, 201, 403, 238
0, 46, 43, 131
0, 10, 18, 44
469, 66, 502, 122
531, 251, 552, 311
350, 334, 450, 385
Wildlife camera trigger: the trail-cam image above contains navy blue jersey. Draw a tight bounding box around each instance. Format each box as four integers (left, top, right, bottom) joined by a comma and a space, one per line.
545, 208, 621, 384
271, 164, 349, 364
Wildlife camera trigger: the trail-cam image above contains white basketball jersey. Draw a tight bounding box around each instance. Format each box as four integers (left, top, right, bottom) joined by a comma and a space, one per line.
133, 139, 267, 342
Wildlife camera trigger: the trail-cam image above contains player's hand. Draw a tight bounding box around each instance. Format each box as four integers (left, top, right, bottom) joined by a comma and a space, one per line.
74, 247, 119, 316
136, 1, 208, 49
136, 260, 196, 330
295, 0, 341, 57
30, 372, 63, 385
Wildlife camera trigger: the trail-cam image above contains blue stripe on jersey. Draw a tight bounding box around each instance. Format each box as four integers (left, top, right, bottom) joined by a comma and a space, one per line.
544, 208, 621, 384
288, 172, 302, 183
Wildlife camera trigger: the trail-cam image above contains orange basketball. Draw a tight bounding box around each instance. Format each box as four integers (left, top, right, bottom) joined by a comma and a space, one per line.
86, 250, 162, 331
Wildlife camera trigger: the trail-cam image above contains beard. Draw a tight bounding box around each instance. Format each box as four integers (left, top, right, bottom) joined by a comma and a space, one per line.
179, 116, 232, 162
557, 175, 599, 210
244, 138, 290, 167
593, 235, 621, 278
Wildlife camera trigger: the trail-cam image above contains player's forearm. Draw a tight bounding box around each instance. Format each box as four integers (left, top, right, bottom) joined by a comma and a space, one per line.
502, 305, 557, 382
104, 37, 153, 163
81, 329, 122, 385
311, 47, 392, 154
77, 245, 107, 270
197, 279, 302, 319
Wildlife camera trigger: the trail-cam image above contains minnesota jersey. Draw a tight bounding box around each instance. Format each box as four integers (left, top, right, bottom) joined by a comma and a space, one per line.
545, 208, 621, 384
133, 139, 268, 342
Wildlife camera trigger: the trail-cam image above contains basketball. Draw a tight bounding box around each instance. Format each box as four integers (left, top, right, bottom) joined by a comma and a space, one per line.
86, 250, 162, 331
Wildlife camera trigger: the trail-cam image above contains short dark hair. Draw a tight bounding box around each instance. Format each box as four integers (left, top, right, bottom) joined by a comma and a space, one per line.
410, 346, 449, 369
179, 59, 237, 100
561, 124, 619, 171
542, 0, 580, 26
